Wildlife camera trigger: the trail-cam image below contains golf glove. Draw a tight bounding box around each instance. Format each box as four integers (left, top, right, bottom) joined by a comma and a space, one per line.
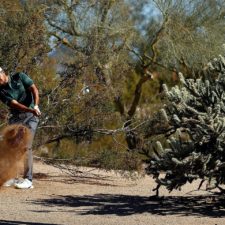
34, 105, 41, 116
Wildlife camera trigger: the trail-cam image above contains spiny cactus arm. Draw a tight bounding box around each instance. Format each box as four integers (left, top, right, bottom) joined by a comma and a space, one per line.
219, 55, 225, 66
180, 102, 206, 116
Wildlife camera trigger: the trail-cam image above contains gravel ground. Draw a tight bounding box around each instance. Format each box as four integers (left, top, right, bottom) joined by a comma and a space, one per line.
0, 160, 224, 225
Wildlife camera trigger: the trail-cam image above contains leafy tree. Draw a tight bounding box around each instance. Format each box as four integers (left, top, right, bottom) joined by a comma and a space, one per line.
39, 0, 148, 152
0, 0, 49, 73
128, 0, 225, 90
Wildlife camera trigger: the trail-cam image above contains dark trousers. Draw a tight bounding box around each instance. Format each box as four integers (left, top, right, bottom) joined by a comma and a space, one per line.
8, 112, 39, 181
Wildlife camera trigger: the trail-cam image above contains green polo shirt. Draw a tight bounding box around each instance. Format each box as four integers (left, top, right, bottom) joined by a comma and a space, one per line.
0, 72, 34, 114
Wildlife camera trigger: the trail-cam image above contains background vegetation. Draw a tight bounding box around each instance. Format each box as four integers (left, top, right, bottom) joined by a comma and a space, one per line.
0, 0, 224, 172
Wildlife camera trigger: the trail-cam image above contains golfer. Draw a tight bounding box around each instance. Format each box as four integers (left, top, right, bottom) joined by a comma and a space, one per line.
0, 67, 41, 189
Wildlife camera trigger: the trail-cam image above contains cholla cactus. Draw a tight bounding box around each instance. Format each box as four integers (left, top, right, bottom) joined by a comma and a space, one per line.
146, 55, 225, 194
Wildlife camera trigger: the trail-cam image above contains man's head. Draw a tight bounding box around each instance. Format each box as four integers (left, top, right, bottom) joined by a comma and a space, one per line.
0, 67, 8, 85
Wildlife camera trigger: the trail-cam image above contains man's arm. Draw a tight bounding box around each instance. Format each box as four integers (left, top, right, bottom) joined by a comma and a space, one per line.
28, 84, 41, 116
28, 84, 39, 106
19, 73, 41, 114
9, 100, 40, 116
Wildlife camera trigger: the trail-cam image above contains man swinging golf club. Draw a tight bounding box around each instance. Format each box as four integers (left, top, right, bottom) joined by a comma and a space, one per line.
0, 67, 41, 189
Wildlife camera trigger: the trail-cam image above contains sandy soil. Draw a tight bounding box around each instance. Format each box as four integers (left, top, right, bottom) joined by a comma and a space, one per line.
0, 160, 225, 225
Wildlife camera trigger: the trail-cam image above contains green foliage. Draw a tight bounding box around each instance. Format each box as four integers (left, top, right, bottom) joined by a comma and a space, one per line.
37, 136, 142, 172
0, 1, 49, 73
92, 149, 142, 172
131, 0, 225, 75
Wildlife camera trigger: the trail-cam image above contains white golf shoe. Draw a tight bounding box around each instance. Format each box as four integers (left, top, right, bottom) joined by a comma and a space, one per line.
14, 178, 33, 189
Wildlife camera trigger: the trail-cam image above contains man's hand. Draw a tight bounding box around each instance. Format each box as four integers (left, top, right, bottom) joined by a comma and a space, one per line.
10, 100, 41, 116
34, 105, 41, 116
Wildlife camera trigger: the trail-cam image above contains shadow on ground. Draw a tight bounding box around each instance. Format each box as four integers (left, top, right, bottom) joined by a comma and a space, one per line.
0, 220, 59, 225
31, 194, 225, 218
33, 172, 118, 187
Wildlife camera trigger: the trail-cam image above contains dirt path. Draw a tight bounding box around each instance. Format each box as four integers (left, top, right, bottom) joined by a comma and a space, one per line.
0, 160, 224, 225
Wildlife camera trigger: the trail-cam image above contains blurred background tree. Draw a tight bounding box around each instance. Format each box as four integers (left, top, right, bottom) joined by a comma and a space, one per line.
129, 0, 225, 82
0, 0, 49, 72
